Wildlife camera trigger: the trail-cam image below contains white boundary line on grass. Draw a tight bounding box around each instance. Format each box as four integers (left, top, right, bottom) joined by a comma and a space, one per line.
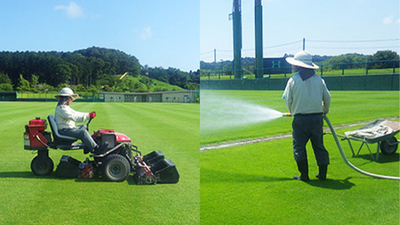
200, 116, 400, 152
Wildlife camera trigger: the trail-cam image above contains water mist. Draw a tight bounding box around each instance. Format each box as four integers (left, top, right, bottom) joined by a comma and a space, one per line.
200, 92, 284, 132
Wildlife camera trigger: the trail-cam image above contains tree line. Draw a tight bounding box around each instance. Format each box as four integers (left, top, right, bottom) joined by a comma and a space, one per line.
320, 50, 399, 70
0, 47, 199, 92
200, 50, 399, 74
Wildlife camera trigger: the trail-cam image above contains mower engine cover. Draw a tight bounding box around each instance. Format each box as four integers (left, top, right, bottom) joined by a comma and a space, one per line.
91, 129, 131, 153
29, 117, 47, 130
92, 129, 131, 143
24, 117, 50, 150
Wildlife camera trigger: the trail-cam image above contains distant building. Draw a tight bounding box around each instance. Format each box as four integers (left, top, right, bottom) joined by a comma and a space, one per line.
98, 90, 199, 103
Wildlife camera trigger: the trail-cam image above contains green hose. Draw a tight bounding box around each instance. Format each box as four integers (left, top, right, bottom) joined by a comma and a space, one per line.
324, 116, 400, 180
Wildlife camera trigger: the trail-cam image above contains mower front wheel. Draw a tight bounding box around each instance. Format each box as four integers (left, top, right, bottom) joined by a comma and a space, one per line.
31, 155, 54, 176
102, 154, 131, 182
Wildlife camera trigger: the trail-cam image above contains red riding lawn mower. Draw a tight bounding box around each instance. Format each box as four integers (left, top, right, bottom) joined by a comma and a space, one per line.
23, 115, 179, 184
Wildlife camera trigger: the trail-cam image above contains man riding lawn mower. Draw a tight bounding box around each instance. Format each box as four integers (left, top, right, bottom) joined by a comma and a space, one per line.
24, 88, 179, 184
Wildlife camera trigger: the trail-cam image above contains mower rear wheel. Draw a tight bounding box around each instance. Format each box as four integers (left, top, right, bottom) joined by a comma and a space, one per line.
31, 156, 54, 176
102, 154, 130, 182
380, 137, 398, 155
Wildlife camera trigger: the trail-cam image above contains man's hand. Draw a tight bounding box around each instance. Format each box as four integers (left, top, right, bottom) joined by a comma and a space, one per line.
89, 112, 96, 118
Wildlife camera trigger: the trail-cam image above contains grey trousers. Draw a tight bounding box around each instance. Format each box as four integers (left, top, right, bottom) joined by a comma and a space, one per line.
292, 113, 329, 166
59, 125, 97, 151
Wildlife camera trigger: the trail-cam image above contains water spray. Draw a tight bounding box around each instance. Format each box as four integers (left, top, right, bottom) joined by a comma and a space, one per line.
201, 92, 284, 131
281, 114, 400, 180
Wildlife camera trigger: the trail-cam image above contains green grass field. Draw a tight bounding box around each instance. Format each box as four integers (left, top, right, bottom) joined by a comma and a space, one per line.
200, 90, 399, 225
0, 102, 199, 224
3, 90, 398, 224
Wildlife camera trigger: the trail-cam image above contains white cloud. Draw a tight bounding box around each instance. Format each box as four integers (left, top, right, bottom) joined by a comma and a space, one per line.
54, 2, 84, 19
382, 16, 393, 25
137, 26, 153, 40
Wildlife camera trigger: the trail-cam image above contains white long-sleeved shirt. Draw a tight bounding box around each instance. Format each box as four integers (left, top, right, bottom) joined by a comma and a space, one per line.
55, 105, 89, 130
283, 72, 331, 115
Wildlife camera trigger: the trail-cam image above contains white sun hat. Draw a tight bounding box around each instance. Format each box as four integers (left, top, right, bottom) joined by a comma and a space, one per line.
54, 87, 79, 100
285, 51, 319, 70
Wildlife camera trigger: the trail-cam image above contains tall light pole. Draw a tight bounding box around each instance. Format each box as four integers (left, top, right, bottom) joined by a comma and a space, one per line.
255, 0, 263, 79
232, 0, 242, 79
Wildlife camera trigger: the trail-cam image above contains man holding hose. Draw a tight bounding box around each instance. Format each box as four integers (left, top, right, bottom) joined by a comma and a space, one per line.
283, 51, 331, 181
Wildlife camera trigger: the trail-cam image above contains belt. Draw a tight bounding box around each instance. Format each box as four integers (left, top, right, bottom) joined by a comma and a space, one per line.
294, 112, 323, 116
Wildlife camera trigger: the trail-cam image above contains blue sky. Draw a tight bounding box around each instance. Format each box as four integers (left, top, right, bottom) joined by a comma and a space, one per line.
0, 1, 199, 72
0, 1, 398, 71
201, 0, 400, 62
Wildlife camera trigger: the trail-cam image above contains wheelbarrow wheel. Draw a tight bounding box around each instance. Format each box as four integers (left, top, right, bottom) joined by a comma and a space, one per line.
102, 154, 131, 182
380, 137, 398, 155
31, 155, 54, 176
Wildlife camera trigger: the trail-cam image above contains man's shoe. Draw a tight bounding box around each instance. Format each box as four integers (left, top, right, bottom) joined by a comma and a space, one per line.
295, 160, 309, 181
316, 165, 328, 180
294, 175, 310, 181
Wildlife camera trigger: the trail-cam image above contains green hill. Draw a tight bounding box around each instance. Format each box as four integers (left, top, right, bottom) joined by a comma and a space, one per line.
100, 74, 184, 93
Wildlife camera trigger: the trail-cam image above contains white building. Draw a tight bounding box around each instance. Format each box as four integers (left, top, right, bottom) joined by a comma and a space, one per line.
98, 90, 199, 103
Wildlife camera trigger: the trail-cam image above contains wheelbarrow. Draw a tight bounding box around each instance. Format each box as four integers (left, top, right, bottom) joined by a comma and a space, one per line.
324, 116, 400, 180
337, 119, 399, 161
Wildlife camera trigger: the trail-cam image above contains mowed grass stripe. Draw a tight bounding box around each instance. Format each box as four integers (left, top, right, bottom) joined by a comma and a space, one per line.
93, 103, 199, 224
0, 102, 199, 224
93, 103, 199, 150
118, 103, 199, 144
127, 103, 200, 127
200, 90, 399, 225
113, 103, 200, 184
0, 102, 54, 127
201, 126, 399, 224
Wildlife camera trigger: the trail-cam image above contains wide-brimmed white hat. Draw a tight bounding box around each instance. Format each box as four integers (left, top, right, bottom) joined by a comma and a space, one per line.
55, 87, 79, 100
285, 51, 319, 70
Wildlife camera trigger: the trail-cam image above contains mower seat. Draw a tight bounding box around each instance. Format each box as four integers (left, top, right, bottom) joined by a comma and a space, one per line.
48, 115, 78, 144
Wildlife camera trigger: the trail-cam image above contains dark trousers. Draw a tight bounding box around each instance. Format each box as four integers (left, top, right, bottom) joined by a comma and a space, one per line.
59, 125, 97, 151
292, 113, 329, 166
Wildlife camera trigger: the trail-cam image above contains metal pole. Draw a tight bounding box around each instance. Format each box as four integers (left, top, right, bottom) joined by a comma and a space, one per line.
320, 65, 324, 77
255, 0, 263, 79
393, 60, 396, 75
303, 38, 305, 50
232, 0, 242, 79
214, 49, 217, 77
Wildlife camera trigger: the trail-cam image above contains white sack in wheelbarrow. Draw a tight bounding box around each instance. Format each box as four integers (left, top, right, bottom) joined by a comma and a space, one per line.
345, 119, 400, 141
